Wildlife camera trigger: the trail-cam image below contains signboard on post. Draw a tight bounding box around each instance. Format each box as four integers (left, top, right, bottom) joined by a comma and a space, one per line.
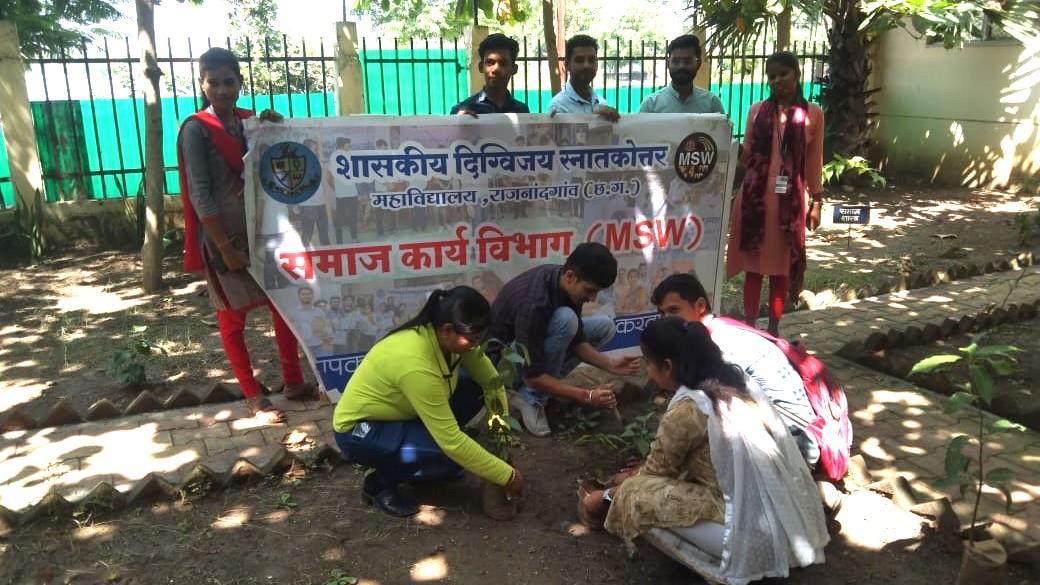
243, 113, 735, 401
833, 204, 870, 224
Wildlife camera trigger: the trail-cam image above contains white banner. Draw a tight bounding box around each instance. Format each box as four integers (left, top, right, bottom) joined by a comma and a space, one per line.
244, 114, 735, 400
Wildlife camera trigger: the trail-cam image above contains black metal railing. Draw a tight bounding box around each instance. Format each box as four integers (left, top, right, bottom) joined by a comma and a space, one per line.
7, 31, 826, 207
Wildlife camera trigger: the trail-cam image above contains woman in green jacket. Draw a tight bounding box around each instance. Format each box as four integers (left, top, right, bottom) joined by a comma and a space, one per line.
333, 286, 525, 517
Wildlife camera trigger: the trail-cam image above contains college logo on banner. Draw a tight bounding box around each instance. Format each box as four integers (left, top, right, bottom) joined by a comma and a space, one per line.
260, 141, 322, 203
674, 132, 717, 184
244, 114, 735, 401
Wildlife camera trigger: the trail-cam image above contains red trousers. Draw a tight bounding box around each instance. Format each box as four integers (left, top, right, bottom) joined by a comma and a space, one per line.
743, 273, 788, 325
216, 302, 303, 399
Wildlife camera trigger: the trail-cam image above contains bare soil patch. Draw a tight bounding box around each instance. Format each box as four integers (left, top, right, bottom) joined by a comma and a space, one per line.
2, 429, 1034, 585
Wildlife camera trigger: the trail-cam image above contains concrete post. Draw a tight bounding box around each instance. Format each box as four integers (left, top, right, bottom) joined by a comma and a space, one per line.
336, 22, 366, 115
0, 21, 45, 209
691, 27, 712, 91
468, 25, 489, 96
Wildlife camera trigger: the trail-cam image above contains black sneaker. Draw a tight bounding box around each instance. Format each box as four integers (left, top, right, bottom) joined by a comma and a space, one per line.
361, 473, 418, 518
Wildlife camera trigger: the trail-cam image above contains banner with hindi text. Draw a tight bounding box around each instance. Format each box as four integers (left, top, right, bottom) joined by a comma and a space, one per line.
244, 113, 735, 401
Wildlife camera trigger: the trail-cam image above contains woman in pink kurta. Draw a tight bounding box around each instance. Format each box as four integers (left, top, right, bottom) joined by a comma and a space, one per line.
726, 51, 824, 336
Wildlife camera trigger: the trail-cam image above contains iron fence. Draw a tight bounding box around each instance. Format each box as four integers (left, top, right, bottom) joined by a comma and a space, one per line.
4, 31, 827, 208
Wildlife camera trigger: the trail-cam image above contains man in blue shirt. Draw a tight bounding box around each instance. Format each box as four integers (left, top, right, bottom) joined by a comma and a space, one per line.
639, 34, 724, 114
548, 34, 620, 122
451, 33, 529, 116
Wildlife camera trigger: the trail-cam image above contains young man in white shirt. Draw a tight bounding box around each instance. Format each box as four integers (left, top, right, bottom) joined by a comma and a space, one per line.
548, 34, 620, 122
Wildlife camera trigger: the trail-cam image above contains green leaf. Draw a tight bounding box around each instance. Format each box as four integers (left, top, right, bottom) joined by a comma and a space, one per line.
910, 354, 961, 374
503, 351, 526, 364
635, 438, 651, 457
987, 359, 1015, 376
957, 341, 978, 355
969, 365, 994, 405
503, 415, 522, 432
944, 435, 970, 478
132, 325, 148, 334
992, 419, 1027, 433
975, 345, 1021, 358
984, 467, 1015, 484
943, 391, 976, 415
989, 482, 1014, 514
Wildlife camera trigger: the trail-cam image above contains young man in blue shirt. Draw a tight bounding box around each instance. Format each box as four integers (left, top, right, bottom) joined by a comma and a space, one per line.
548, 34, 620, 122
451, 33, 529, 116
639, 34, 724, 114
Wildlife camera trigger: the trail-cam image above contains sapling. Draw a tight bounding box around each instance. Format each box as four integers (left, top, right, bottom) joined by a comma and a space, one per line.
910, 336, 1027, 544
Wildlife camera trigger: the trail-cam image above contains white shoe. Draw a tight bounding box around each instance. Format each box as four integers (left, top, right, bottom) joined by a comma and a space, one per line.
511, 395, 551, 437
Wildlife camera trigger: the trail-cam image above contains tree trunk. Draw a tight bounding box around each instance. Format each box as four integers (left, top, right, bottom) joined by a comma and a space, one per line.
820, 0, 874, 159
137, 0, 165, 293
541, 0, 562, 95
776, 4, 792, 50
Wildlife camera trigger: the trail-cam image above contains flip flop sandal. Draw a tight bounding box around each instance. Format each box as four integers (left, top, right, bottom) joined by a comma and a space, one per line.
245, 397, 286, 424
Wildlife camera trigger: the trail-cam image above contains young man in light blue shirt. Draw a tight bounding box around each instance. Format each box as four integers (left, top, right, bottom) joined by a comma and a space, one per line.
639, 34, 724, 115
548, 34, 620, 122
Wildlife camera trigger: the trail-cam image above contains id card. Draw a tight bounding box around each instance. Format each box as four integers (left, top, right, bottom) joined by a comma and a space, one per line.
774, 175, 789, 194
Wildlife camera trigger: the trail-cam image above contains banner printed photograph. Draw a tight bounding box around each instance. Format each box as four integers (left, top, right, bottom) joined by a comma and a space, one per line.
244, 113, 735, 400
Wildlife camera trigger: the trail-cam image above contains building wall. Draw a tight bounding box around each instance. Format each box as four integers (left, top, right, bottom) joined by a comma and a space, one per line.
872, 28, 1039, 187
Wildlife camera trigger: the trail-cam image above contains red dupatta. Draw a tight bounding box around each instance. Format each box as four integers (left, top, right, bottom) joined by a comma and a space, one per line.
738, 98, 809, 301
177, 107, 254, 273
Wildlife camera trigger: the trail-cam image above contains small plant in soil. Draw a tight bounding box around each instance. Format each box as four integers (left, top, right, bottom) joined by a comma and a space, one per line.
478, 339, 528, 521
481, 339, 527, 459
557, 407, 604, 439
822, 153, 886, 188
105, 325, 166, 387
277, 492, 298, 510
323, 569, 359, 585
911, 335, 1027, 572
576, 410, 657, 458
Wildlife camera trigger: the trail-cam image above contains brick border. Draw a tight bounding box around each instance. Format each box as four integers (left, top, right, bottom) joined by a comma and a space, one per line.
0, 437, 343, 532
836, 298, 1040, 429
0, 382, 245, 433
721, 250, 1036, 317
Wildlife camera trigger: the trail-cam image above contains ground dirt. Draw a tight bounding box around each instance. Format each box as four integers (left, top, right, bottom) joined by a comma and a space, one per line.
1, 185, 1039, 584
1, 433, 1034, 585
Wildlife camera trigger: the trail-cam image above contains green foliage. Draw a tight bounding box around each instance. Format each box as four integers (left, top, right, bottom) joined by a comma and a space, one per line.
859, 0, 1040, 48
693, 1, 1038, 48
557, 408, 603, 438
0, 0, 120, 59
324, 569, 359, 585
822, 154, 886, 188
911, 335, 1025, 539
105, 325, 167, 387
277, 492, 298, 509
577, 411, 657, 458
480, 339, 529, 458
351, 0, 532, 38
178, 475, 212, 502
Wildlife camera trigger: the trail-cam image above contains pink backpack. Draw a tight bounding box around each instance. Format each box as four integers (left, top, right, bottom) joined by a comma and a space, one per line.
716, 317, 853, 482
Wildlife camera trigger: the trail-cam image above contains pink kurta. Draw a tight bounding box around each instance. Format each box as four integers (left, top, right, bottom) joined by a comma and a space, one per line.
726, 101, 824, 278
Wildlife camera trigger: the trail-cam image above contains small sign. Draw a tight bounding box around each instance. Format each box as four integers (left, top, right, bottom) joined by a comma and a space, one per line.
833, 204, 870, 225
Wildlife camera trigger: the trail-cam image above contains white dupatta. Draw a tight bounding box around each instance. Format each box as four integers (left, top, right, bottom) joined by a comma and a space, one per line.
665, 384, 829, 585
